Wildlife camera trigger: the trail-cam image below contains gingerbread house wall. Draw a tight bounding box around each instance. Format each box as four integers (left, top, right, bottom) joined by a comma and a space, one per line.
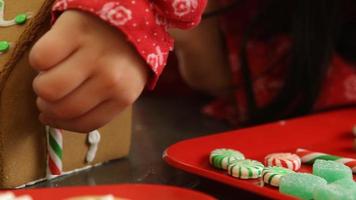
0, 0, 132, 188
0, 0, 51, 188
0, 52, 47, 188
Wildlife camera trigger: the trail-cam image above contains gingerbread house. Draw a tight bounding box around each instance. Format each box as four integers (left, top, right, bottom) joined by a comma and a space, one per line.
0, 0, 132, 188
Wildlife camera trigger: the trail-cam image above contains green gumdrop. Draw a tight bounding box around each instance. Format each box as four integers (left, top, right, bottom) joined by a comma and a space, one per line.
0, 41, 9, 53
333, 178, 356, 188
313, 159, 353, 183
313, 178, 356, 200
280, 173, 327, 200
15, 14, 28, 25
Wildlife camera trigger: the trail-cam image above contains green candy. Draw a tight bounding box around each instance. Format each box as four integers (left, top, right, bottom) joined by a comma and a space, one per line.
0, 41, 9, 53
228, 159, 264, 179
15, 14, 28, 25
313, 178, 356, 200
262, 166, 294, 187
313, 159, 352, 183
279, 173, 327, 200
209, 148, 245, 170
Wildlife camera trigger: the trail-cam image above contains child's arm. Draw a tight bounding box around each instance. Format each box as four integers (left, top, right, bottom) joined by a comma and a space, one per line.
29, 0, 207, 132
169, 0, 232, 96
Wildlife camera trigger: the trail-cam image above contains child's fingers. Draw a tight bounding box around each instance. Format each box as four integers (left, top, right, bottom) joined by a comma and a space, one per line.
30, 29, 79, 71
32, 50, 92, 102
40, 100, 122, 133
36, 75, 110, 120
29, 11, 85, 71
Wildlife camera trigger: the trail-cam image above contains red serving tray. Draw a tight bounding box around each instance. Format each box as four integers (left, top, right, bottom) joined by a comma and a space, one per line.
10, 184, 216, 200
163, 108, 356, 200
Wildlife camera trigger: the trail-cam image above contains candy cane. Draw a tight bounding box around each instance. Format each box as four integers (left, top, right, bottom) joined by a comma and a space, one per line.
296, 148, 356, 173
46, 127, 63, 178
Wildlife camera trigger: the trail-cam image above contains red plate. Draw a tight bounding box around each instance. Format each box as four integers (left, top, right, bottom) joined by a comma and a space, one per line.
163, 108, 356, 200
10, 184, 216, 200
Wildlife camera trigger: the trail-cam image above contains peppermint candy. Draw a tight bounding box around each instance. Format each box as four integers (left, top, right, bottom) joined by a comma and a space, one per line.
227, 159, 264, 179
262, 166, 294, 187
209, 148, 245, 170
265, 153, 301, 171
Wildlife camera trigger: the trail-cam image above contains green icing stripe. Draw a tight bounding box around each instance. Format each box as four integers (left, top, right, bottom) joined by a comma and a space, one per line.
238, 165, 242, 177
49, 131, 62, 159
262, 170, 268, 180
247, 167, 253, 178
212, 155, 222, 168
229, 164, 234, 175
268, 174, 277, 184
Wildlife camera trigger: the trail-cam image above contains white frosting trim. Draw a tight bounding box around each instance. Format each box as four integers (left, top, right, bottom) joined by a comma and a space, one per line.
0, 0, 32, 27
86, 130, 101, 163
16, 163, 104, 188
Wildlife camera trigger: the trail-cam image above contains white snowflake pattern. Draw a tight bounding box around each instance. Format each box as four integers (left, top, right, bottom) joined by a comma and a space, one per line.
146, 46, 164, 72
99, 2, 132, 26
344, 75, 356, 100
155, 13, 168, 26
172, 0, 197, 17
53, 0, 69, 10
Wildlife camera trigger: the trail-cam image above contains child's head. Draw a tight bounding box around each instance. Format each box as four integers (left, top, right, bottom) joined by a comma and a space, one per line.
240, 0, 355, 124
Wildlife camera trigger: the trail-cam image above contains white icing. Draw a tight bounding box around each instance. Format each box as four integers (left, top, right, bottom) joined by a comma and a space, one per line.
0, 192, 15, 200
0, 0, 32, 27
0, 193, 32, 200
86, 130, 101, 163
99, 195, 115, 200
14, 195, 33, 200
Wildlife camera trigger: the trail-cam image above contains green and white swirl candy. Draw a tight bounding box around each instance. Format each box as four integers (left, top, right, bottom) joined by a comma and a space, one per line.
262, 166, 294, 187
227, 159, 264, 179
209, 148, 245, 170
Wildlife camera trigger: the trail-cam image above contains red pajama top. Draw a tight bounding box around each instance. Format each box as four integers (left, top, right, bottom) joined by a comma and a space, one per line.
52, 0, 207, 89
52, 0, 356, 125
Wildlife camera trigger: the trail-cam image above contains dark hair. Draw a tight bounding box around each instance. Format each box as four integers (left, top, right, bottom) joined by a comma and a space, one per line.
239, 0, 354, 124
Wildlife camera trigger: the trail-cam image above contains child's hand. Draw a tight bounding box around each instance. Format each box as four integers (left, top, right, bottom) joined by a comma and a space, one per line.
29, 10, 148, 133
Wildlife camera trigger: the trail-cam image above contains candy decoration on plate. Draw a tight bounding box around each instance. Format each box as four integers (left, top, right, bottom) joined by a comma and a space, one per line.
313, 178, 356, 200
279, 173, 327, 200
209, 148, 245, 170
313, 159, 352, 183
227, 159, 264, 179
296, 148, 356, 173
262, 166, 294, 187
264, 153, 301, 171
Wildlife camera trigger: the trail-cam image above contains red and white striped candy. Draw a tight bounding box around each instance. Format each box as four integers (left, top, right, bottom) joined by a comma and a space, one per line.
264, 153, 301, 171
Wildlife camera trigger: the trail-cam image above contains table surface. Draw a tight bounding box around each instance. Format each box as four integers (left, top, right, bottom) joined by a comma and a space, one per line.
31, 94, 266, 199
